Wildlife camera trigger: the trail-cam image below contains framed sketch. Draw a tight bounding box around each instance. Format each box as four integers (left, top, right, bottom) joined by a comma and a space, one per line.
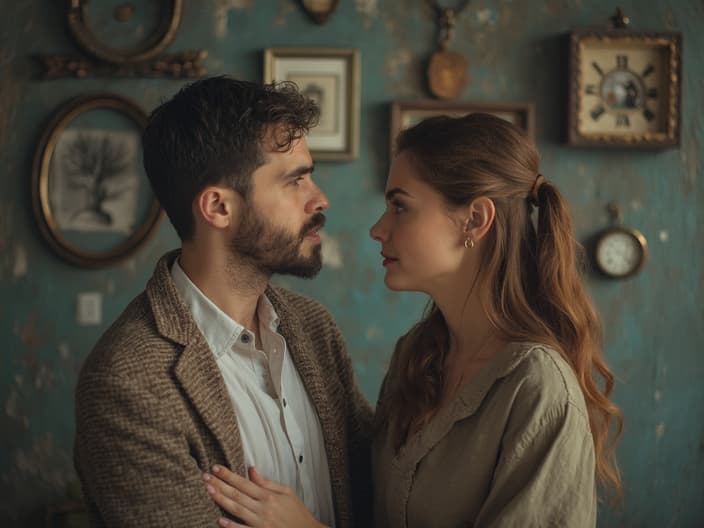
264, 48, 360, 161
32, 94, 162, 268
390, 100, 535, 157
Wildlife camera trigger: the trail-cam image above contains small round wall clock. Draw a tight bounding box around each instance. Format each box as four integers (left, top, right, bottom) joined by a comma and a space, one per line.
594, 226, 648, 279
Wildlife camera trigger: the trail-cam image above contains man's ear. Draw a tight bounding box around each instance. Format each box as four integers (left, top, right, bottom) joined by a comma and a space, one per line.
462, 196, 496, 243
193, 186, 240, 230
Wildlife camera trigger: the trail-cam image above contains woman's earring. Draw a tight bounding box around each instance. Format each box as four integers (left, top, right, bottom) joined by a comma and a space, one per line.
464, 238, 474, 249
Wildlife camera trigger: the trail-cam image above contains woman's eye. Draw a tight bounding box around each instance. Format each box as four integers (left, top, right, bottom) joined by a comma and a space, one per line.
390, 200, 405, 213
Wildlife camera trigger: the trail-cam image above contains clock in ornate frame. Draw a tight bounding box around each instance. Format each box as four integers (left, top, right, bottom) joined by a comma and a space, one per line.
567, 29, 682, 148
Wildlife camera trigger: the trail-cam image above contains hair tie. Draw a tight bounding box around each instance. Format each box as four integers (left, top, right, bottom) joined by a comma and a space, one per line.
528, 173, 545, 207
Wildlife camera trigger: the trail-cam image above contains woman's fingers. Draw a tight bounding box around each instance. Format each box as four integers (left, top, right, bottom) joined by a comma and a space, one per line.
204, 478, 258, 526
248, 466, 289, 494
217, 516, 247, 527
211, 465, 266, 500
204, 473, 260, 513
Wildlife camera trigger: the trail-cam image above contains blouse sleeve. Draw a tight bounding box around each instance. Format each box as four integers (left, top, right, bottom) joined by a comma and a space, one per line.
474, 400, 597, 528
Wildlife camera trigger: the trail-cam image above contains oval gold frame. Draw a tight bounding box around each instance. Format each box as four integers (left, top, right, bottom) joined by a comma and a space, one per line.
32, 94, 163, 268
67, 0, 182, 64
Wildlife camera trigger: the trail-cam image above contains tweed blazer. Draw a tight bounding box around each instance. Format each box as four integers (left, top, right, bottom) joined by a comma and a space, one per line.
74, 251, 373, 527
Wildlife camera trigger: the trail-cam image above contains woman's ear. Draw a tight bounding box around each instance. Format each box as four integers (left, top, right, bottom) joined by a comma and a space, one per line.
193, 186, 240, 230
463, 197, 495, 243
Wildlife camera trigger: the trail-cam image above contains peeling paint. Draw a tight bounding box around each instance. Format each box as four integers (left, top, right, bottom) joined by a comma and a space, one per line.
321, 231, 343, 269
476, 8, 497, 26
365, 324, 383, 340
214, 0, 254, 38
274, 0, 296, 27
5, 389, 18, 417
655, 421, 665, 439
58, 343, 70, 361
355, 0, 378, 17
659, 230, 669, 242
12, 243, 27, 278
385, 48, 412, 77
654, 390, 662, 401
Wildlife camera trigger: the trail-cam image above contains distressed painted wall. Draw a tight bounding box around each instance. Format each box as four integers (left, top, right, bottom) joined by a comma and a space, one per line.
1, 1, 702, 526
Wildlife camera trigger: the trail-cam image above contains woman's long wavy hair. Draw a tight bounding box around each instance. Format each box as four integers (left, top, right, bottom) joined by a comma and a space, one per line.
378, 113, 622, 499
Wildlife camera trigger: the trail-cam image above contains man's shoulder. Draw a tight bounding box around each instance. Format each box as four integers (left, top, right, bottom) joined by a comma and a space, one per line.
78, 291, 175, 384
269, 285, 335, 323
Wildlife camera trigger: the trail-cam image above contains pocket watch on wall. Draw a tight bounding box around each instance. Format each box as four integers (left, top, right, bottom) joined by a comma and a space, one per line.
567, 9, 682, 148
593, 202, 648, 279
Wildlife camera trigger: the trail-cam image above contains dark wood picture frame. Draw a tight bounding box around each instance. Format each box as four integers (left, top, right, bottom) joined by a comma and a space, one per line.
389, 100, 535, 157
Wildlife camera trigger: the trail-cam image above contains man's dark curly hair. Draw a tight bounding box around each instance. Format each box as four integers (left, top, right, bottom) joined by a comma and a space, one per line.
142, 76, 319, 240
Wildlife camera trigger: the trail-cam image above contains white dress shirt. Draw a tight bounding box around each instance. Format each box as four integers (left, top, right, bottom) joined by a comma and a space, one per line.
171, 260, 335, 526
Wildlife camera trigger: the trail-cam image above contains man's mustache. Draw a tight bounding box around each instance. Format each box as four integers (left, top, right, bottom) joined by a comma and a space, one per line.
299, 213, 326, 239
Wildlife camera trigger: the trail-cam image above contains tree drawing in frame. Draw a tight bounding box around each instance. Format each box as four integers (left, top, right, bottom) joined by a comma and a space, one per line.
49, 128, 140, 235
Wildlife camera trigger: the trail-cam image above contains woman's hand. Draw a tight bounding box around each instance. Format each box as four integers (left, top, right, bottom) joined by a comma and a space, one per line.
203, 465, 326, 528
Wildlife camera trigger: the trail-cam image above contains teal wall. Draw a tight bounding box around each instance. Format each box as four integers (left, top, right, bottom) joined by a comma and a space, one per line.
1, 1, 702, 526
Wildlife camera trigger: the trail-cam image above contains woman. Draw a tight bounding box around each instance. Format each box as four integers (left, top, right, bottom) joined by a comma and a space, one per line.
202, 113, 622, 527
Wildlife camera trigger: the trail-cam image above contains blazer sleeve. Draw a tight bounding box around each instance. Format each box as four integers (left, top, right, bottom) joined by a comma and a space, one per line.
331, 323, 374, 527
474, 402, 597, 528
74, 369, 222, 527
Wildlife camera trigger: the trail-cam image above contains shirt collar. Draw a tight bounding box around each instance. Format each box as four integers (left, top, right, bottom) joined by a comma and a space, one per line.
170, 258, 279, 358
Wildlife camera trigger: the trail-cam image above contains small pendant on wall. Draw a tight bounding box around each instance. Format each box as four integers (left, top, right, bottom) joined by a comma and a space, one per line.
426, 1, 471, 99
299, 0, 340, 25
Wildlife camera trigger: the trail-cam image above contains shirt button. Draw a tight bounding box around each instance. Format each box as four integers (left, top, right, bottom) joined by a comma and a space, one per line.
241, 333, 250, 344
282, 398, 287, 407
298, 455, 303, 463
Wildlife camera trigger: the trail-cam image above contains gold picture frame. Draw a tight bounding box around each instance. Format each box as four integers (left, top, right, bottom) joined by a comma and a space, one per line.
567, 30, 682, 148
32, 94, 163, 268
66, 0, 182, 64
389, 100, 535, 157
264, 48, 360, 161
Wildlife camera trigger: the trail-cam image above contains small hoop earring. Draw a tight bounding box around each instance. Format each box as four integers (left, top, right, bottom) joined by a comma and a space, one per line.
464, 238, 474, 249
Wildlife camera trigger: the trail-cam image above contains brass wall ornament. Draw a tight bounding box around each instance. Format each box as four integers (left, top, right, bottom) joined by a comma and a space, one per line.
32, 94, 163, 267
567, 9, 681, 148
67, 0, 182, 64
298, 0, 340, 24
37, 0, 206, 79
426, 0, 470, 99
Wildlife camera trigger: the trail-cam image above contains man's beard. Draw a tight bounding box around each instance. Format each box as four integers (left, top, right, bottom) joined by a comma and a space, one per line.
229, 207, 326, 279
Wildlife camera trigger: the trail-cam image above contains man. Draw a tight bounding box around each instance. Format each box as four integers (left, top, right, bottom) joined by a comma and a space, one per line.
74, 77, 373, 527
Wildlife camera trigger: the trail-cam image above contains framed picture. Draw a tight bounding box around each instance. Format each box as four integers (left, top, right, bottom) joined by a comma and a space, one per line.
32, 94, 163, 268
567, 29, 681, 148
390, 100, 535, 157
264, 48, 360, 161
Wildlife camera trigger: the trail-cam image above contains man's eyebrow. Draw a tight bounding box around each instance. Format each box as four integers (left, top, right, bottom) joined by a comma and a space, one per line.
385, 187, 413, 201
283, 164, 315, 179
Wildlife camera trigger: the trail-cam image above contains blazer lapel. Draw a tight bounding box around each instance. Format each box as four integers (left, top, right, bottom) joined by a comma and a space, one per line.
148, 250, 246, 475
174, 340, 246, 475
266, 288, 347, 516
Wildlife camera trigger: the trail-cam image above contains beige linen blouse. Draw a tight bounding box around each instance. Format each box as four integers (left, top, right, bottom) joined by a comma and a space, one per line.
372, 342, 596, 528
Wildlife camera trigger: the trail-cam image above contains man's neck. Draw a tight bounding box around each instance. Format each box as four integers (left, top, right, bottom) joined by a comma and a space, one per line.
179, 245, 269, 334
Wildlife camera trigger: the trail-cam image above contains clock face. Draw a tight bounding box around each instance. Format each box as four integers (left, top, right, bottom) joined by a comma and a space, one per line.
578, 39, 667, 136
595, 227, 647, 279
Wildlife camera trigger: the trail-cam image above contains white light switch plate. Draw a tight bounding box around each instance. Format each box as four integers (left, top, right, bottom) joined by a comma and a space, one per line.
77, 292, 102, 325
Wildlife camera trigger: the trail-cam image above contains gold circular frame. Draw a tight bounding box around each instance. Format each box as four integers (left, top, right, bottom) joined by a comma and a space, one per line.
67, 0, 182, 64
32, 94, 163, 268
594, 225, 648, 279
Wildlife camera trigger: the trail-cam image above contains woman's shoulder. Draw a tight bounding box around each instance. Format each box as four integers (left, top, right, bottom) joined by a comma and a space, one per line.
500, 342, 590, 425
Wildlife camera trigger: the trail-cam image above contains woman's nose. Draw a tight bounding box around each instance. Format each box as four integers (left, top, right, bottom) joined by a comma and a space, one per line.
370, 214, 387, 242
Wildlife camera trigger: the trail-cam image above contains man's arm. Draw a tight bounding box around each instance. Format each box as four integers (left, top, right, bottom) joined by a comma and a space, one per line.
75, 369, 222, 527
329, 324, 374, 527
